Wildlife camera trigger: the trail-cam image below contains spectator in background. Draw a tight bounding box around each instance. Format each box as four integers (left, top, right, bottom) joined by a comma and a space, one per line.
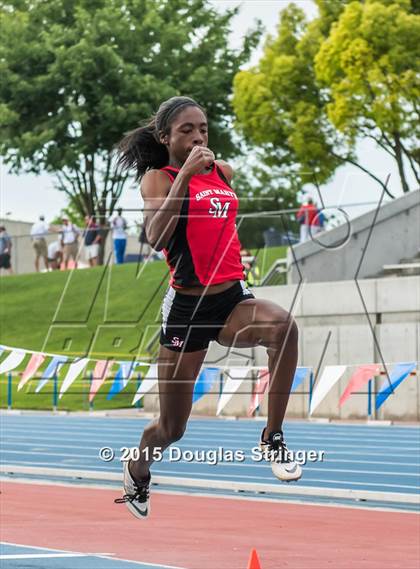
138, 223, 151, 261
312, 207, 326, 237
296, 197, 318, 243
111, 207, 127, 264
47, 240, 63, 271
30, 215, 50, 272
0, 225, 13, 275
61, 217, 80, 269
240, 247, 260, 287
83, 215, 101, 267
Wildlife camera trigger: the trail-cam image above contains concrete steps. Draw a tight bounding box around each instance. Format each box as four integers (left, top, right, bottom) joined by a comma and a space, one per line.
382, 262, 420, 277
380, 249, 420, 277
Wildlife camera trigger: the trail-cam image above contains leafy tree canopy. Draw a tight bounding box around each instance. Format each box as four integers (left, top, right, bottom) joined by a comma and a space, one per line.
0, 0, 262, 220
233, 1, 419, 197
315, 0, 420, 192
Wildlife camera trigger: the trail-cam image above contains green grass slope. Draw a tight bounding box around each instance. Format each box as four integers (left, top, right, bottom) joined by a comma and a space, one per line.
0, 246, 286, 410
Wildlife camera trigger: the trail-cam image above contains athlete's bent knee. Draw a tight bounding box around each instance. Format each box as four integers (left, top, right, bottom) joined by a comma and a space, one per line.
160, 421, 186, 444
271, 317, 298, 347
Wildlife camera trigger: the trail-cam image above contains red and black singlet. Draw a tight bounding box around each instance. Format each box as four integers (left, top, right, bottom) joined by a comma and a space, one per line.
160, 163, 245, 288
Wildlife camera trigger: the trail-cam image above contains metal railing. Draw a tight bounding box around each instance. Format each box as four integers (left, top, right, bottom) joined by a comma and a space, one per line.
1, 371, 143, 412
260, 259, 288, 286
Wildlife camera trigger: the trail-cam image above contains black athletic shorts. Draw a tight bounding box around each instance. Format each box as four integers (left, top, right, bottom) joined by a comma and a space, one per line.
159, 280, 255, 352
0, 253, 11, 269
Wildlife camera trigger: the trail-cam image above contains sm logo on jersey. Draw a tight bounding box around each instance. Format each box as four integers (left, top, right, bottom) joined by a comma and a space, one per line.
208, 197, 230, 218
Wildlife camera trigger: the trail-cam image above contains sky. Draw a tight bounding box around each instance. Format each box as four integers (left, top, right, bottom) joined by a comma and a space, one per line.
0, 0, 412, 226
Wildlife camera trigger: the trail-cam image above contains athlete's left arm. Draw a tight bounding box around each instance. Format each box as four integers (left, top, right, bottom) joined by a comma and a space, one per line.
215, 160, 233, 184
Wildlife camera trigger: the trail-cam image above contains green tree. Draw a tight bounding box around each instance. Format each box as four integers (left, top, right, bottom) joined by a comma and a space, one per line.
0, 0, 262, 224
233, 146, 301, 248
314, 0, 350, 34
315, 0, 420, 193
50, 196, 85, 227
233, 4, 392, 198
233, 1, 419, 198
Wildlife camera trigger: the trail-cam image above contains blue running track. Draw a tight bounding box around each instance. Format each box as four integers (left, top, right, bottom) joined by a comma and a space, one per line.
1, 413, 419, 508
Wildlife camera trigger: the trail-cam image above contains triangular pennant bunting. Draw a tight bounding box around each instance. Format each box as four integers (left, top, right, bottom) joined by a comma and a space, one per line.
375, 362, 417, 410
216, 367, 250, 416
59, 358, 89, 399
89, 360, 115, 402
310, 365, 347, 414
339, 364, 380, 407
18, 353, 46, 391
107, 361, 138, 400
291, 367, 311, 392
193, 367, 220, 404
1, 341, 417, 417
0, 350, 26, 375
132, 364, 158, 405
35, 355, 68, 393
248, 369, 270, 416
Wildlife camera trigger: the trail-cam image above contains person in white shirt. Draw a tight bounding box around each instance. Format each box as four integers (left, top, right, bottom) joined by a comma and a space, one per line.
60, 217, 80, 269
111, 208, 127, 264
30, 215, 50, 272
47, 240, 63, 271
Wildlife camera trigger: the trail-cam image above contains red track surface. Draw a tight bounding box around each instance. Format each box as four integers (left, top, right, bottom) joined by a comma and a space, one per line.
1, 481, 419, 569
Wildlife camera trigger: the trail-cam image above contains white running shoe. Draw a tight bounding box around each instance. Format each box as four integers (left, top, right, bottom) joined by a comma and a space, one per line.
114, 460, 151, 518
260, 429, 302, 482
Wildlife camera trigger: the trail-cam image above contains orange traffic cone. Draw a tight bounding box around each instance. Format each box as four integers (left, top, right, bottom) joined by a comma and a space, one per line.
247, 548, 262, 569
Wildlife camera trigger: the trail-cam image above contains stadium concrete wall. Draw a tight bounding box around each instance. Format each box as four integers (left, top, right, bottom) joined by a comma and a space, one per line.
144, 276, 420, 421
0, 218, 144, 274
287, 188, 420, 283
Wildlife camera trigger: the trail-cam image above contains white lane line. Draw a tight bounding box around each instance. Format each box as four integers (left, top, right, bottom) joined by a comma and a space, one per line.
3, 421, 417, 435
2, 439, 419, 463
1, 467, 419, 505
4, 424, 419, 442
2, 455, 419, 479
1, 441, 99, 451
3, 419, 419, 435
3, 423, 418, 440
3, 434, 416, 449
0, 541, 111, 555
2, 451, 419, 478
3, 417, 418, 430
2, 433, 418, 451
94, 553, 187, 569
149, 468, 419, 490
5, 451, 420, 478
3, 416, 419, 430
143, 468, 420, 490
1, 450, 98, 459
2, 441, 418, 466
323, 450, 417, 457
2, 454, 419, 485
0, 553, 88, 559
2, 464, 419, 493
2, 440, 418, 461
0, 542, 186, 569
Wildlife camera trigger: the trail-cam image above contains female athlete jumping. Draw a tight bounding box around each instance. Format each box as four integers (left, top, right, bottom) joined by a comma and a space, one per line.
115, 96, 301, 519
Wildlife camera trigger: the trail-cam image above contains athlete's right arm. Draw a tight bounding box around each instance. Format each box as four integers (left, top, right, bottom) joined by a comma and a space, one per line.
140, 169, 191, 251
141, 146, 215, 251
